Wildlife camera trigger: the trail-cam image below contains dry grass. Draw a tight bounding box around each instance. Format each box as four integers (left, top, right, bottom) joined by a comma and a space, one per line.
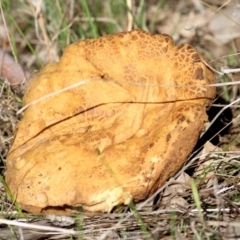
0, 0, 240, 239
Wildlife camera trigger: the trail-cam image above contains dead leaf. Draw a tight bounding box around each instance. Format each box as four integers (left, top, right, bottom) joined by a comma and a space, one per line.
161, 173, 192, 209
0, 49, 26, 85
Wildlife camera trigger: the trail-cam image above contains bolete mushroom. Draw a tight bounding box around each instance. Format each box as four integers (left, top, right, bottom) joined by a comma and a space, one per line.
5, 29, 216, 214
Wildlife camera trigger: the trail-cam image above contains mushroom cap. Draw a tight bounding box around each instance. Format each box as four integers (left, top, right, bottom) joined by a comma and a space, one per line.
5, 29, 216, 214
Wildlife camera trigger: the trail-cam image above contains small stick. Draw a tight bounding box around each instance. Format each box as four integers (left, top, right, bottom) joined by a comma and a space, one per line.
0, 218, 76, 234
202, 59, 240, 75
126, 0, 133, 31
17, 79, 91, 115
221, 66, 240, 74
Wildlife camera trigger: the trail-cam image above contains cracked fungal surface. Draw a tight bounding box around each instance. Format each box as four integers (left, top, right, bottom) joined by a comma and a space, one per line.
5, 29, 216, 214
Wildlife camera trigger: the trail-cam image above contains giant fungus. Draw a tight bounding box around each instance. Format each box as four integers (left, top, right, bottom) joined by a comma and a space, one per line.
5, 29, 216, 214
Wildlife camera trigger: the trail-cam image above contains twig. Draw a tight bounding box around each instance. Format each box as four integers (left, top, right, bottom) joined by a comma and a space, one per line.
0, 218, 76, 235
17, 79, 92, 114
126, 0, 133, 31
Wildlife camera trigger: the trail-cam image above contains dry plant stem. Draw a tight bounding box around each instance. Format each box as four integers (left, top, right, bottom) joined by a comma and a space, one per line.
126, 0, 133, 31
17, 79, 92, 114
26, 0, 42, 43
18, 228, 23, 240
207, 221, 240, 227
191, 0, 205, 14
28, 0, 52, 61
191, 220, 201, 240
69, 0, 74, 19
202, 59, 224, 75
217, 182, 240, 195
192, 48, 240, 77
221, 66, 240, 74
0, 2, 16, 62
0, 218, 76, 235
36, 6, 52, 61
211, 53, 240, 63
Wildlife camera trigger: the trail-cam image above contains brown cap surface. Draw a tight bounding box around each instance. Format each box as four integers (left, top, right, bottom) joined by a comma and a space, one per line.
5, 29, 216, 214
